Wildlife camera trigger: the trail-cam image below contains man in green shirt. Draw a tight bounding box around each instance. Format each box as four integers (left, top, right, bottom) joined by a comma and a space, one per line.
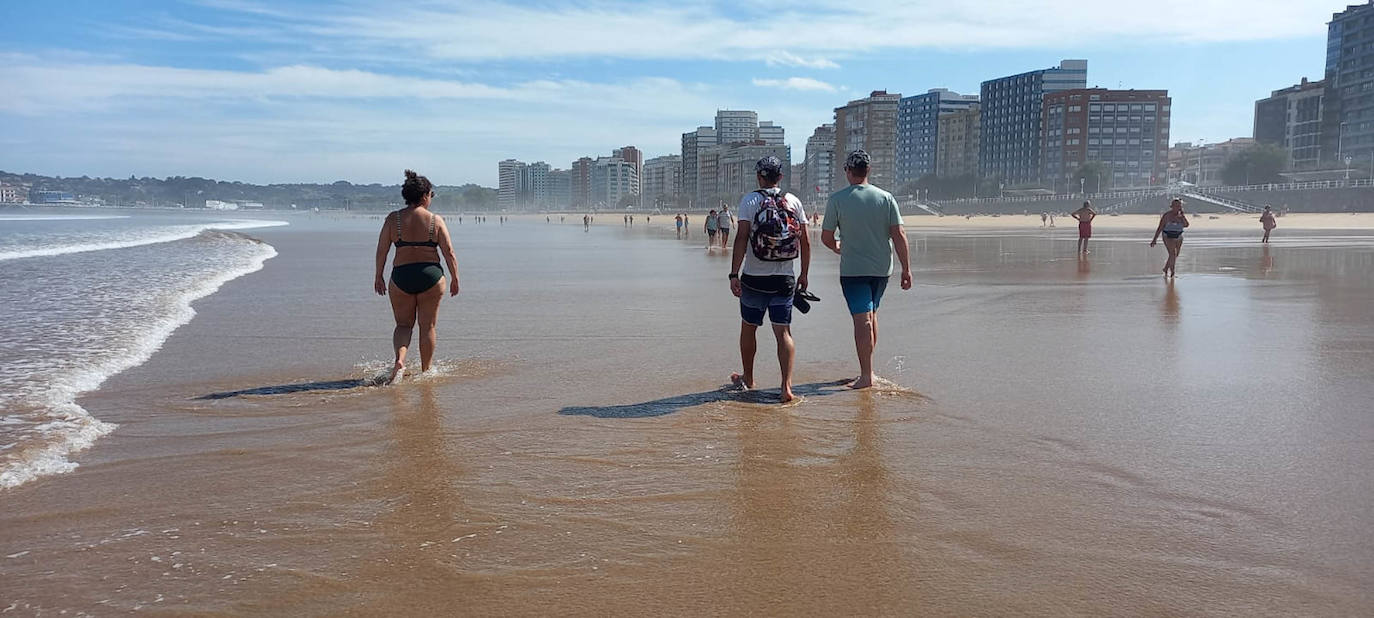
821, 150, 912, 389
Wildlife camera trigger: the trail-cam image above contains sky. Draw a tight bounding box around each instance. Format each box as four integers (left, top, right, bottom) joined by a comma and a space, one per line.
0, 0, 1340, 186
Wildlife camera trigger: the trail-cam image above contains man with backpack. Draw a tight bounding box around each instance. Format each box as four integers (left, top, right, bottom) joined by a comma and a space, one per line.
821, 149, 912, 390
728, 156, 810, 403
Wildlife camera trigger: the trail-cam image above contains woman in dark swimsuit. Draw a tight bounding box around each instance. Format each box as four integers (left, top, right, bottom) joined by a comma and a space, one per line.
374, 170, 460, 384
1149, 198, 1189, 278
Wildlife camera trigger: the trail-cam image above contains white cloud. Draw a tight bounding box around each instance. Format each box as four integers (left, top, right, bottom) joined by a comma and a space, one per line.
765, 52, 840, 70
0, 61, 711, 114
0, 59, 723, 184
752, 77, 838, 92
172, 0, 1326, 66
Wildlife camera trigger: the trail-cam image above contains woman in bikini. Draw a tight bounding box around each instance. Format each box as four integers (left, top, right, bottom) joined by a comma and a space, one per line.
374, 170, 461, 384
1149, 198, 1189, 278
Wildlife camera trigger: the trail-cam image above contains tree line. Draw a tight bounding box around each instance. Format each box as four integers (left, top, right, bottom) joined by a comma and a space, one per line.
0, 171, 499, 211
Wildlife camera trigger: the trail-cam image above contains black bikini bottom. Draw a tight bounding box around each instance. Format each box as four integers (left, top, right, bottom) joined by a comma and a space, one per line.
391, 262, 443, 294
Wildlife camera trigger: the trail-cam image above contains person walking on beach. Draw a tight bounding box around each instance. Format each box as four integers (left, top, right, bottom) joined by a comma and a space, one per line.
821, 150, 912, 390
1260, 205, 1277, 243
729, 156, 810, 403
675, 213, 684, 238
1041, 212, 1048, 227
1150, 198, 1190, 277
374, 170, 461, 384
1071, 201, 1096, 254
718, 205, 734, 250
705, 209, 719, 249
583, 214, 590, 231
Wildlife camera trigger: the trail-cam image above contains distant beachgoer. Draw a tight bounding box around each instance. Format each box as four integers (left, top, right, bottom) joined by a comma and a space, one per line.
374, 170, 460, 384
706, 208, 719, 247
1041, 212, 1048, 227
583, 214, 590, 231
560, 216, 565, 223
1048, 213, 1055, 227
729, 156, 809, 403
1260, 206, 1276, 243
675, 213, 683, 238
821, 150, 912, 389
1150, 198, 1190, 277
717, 205, 734, 249
1071, 201, 1096, 254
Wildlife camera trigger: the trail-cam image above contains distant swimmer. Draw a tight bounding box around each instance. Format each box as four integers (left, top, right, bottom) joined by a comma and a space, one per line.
1260, 205, 1276, 243
1071, 201, 1097, 254
374, 170, 461, 384
1150, 198, 1190, 278
717, 205, 734, 249
822, 150, 912, 390
729, 156, 810, 403
705, 209, 719, 249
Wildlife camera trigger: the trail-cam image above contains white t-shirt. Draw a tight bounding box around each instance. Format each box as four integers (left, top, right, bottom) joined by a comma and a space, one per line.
717, 210, 733, 229
736, 188, 807, 277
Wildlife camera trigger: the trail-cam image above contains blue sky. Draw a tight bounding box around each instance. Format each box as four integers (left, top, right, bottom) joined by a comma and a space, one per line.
0, 1, 1337, 186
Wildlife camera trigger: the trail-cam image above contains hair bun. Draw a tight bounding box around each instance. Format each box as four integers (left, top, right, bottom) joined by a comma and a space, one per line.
404, 169, 418, 180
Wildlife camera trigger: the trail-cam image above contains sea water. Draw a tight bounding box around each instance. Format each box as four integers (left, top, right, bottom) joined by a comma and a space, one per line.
0, 210, 286, 488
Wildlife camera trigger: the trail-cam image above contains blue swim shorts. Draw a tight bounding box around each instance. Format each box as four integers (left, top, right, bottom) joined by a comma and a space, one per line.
840, 276, 889, 315
739, 274, 795, 326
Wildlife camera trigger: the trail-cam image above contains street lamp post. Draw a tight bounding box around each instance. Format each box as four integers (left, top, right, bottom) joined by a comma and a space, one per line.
1080, 177, 1085, 196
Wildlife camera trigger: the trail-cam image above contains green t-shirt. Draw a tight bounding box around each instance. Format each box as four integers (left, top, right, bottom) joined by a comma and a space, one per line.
822, 184, 904, 277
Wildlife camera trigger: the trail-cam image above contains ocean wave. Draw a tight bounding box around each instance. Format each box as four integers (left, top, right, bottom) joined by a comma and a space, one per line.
0, 234, 279, 490
0, 219, 288, 262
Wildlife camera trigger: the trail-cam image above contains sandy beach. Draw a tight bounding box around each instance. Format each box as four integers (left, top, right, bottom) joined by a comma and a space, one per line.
2, 213, 1373, 615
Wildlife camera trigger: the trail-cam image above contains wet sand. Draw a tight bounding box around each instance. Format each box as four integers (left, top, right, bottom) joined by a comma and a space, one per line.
3, 217, 1373, 615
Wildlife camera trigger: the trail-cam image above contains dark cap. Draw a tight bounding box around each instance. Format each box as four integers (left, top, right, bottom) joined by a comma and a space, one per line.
755, 155, 783, 175
844, 149, 871, 169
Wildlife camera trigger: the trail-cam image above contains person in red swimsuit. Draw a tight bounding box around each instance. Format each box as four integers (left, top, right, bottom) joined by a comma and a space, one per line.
1071, 201, 1097, 255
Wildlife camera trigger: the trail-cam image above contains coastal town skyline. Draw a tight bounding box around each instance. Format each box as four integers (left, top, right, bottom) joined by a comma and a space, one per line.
0, 1, 1338, 186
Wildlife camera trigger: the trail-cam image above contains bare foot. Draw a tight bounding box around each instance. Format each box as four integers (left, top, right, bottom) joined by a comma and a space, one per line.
730, 372, 754, 390
848, 376, 874, 390
387, 361, 405, 385
780, 389, 796, 403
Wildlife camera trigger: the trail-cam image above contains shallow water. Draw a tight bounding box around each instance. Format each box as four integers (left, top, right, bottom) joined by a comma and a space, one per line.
2, 215, 1372, 615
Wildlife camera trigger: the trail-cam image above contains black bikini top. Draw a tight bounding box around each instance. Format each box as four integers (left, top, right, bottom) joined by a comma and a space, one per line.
394, 210, 438, 248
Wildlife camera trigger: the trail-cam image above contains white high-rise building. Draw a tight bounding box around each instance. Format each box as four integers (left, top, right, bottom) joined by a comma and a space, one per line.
497, 159, 527, 210
642, 155, 683, 210
715, 110, 759, 144
803, 124, 836, 206
758, 121, 785, 146
681, 126, 717, 209
527, 161, 551, 209
591, 156, 639, 208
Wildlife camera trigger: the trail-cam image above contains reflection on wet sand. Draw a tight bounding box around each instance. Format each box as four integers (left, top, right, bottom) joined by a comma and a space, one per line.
1162, 279, 1180, 325
706, 392, 917, 614
341, 383, 479, 614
